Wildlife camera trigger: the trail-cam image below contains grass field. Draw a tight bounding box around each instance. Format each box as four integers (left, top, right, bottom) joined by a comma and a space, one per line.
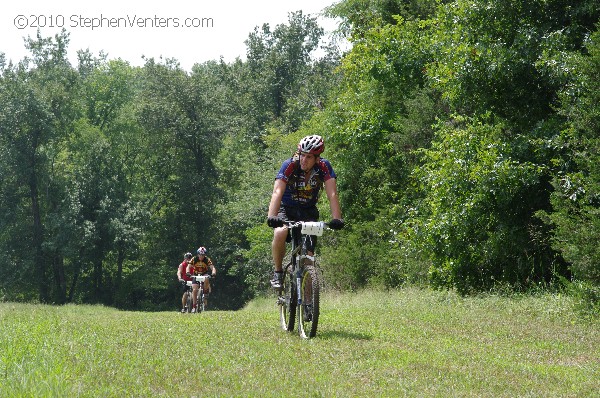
1, 288, 598, 397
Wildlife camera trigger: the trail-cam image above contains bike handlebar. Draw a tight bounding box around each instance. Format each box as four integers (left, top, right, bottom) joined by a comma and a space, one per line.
269, 217, 343, 231
192, 274, 211, 283
280, 221, 328, 236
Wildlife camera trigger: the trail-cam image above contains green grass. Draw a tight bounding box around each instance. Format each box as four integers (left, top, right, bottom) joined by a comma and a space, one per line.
1, 288, 598, 397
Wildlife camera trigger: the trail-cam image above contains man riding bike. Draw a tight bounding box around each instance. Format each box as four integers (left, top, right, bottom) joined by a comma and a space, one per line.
266, 135, 344, 289
176, 252, 194, 313
189, 246, 217, 310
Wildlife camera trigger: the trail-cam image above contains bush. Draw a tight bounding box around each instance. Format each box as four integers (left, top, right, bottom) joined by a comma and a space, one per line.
320, 216, 429, 290
413, 116, 558, 293
561, 278, 600, 320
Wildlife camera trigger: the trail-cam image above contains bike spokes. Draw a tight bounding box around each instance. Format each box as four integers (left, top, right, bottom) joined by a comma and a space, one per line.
278, 269, 296, 331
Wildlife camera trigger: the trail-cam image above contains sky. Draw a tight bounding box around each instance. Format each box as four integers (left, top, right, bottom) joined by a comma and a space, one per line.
1, 1, 344, 71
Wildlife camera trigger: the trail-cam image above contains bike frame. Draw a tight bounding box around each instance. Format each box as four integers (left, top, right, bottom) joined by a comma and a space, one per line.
183, 280, 194, 313
192, 274, 210, 313
279, 221, 325, 338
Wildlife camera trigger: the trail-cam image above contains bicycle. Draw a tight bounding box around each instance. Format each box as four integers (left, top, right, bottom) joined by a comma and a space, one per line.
181, 279, 194, 313
192, 274, 211, 313
276, 220, 329, 338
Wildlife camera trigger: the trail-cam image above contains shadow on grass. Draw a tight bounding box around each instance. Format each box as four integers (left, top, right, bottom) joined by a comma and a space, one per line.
317, 330, 373, 340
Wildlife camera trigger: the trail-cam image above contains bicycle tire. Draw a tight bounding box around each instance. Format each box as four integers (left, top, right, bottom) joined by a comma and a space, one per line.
185, 290, 192, 313
298, 265, 320, 338
279, 267, 297, 331
198, 287, 205, 313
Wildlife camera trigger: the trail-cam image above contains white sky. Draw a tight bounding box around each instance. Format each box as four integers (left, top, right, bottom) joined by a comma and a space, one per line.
1, 1, 344, 70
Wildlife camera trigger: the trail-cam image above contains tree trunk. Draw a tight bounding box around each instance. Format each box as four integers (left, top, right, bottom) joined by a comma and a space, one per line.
94, 256, 103, 302
52, 255, 67, 304
116, 247, 125, 290
29, 167, 48, 302
68, 248, 84, 303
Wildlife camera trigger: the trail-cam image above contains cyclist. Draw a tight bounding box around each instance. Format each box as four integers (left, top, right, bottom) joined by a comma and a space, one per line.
267, 134, 344, 289
189, 246, 217, 310
176, 252, 194, 313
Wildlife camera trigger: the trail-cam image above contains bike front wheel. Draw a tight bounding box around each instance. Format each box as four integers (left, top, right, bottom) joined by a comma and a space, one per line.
198, 289, 205, 313
185, 291, 192, 313
278, 269, 297, 331
298, 265, 320, 338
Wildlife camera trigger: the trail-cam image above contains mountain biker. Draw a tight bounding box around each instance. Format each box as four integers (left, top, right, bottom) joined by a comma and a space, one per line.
189, 246, 217, 310
176, 252, 194, 313
266, 134, 344, 289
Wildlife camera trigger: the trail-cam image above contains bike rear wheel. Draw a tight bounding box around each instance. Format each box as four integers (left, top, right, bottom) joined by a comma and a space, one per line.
185, 290, 192, 313
298, 265, 320, 338
278, 268, 297, 331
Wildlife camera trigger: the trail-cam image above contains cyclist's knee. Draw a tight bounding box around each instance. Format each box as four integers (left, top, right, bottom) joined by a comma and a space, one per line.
273, 228, 288, 241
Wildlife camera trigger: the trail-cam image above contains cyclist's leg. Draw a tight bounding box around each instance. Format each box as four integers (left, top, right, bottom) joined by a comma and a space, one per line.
192, 283, 199, 311
272, 207, 294, 288
274, 206, 296, 271
181, 282, 190, 312
203, 279, 210, 308
272, 227, 288, 272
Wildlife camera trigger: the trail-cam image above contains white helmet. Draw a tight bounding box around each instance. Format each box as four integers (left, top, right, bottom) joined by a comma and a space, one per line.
197, 247, 207, 255
298, 135, 324, 155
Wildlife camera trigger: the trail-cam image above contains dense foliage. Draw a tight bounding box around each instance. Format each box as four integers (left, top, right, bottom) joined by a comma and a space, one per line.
1, 2, 599, 310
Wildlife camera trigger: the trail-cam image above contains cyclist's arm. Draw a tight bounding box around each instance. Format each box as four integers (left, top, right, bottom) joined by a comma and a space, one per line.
186, 262, 195, 276
208, 258, 216, 276
268, 178, 287, 218
324, 178, 342, 220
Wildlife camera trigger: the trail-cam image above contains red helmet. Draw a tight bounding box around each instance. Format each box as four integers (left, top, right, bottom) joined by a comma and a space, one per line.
298, 135, 324, 155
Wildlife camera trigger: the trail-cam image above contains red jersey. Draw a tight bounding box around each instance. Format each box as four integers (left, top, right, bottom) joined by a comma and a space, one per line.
178, 261, 192, 282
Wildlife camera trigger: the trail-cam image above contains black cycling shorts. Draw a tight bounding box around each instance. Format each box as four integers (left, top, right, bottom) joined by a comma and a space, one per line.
277, 205, 319, 253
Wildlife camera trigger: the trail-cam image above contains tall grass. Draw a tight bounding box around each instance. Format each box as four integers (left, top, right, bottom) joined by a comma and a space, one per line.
1, 288, 598, 397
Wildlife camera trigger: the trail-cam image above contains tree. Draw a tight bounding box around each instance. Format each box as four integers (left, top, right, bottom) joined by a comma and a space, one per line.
0, 30, 81, 303
245, 11, 324, 131
298, 0, 600, 292
426, 0, 599, 130
414, 116, 559, 293
544, 26, 600, 284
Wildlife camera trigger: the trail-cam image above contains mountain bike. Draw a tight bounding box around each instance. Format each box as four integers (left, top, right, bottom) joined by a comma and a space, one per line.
276, 221, 328, 338
182, 280, 194, 313
192, 274, 211, 313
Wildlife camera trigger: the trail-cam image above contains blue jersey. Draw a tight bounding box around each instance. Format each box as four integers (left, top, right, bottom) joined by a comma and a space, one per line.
276, 157, 336, 208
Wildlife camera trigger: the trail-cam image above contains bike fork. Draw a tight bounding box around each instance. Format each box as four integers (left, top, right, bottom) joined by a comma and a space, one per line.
296, 267, 302, 306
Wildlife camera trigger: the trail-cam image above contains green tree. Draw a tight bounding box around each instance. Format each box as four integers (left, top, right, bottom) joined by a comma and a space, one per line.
326, 0, 442, 36
314, 0, 599, 292
0, 30, 81, 303
426, 0, 599, 130
414, 116, 558, 293
245, 11, 324, 132
544, 27, 600, 284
